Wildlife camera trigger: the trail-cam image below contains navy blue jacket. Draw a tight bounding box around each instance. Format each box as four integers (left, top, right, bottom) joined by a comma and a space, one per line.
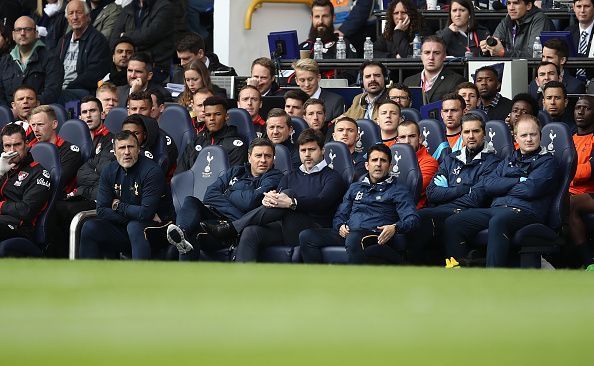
333, 175, 420, 234
278, 165, 346, 227
427, 145, 501, 208
97, 155, 174, 225
203, 164, 283, 221
484, 147, 558, 221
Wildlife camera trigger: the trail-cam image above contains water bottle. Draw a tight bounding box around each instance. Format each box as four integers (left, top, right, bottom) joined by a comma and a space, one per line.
533, 36, 542, 59
412, 33, 422, 58
313, 37, 323, 60
336, 36, 346, 59
363, 37, 373, 60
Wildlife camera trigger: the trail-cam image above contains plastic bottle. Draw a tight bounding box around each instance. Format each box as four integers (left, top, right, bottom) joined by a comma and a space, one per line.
412, 33, 422, 58
336, 36, 346, 60
313, 37, 323, 60
533, 36, 542, 59
363, 37, 373, 60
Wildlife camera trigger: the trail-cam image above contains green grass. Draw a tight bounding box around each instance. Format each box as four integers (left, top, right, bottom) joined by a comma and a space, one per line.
0, 260, 592, 365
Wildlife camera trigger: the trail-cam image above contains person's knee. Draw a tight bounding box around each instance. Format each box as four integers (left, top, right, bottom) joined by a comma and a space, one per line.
299, 229, 318, 247
240, 226, 261, 247
81, 219, 103, 240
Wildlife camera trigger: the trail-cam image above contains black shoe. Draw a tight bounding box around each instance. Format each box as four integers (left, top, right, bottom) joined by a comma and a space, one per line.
200, 220, 238, 241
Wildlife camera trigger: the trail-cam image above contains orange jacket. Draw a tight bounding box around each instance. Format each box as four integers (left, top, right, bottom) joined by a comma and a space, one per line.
417, 146, 439, 208
570, 133, 594, 195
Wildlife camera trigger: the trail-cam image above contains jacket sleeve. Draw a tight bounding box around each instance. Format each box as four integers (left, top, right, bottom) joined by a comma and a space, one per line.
0, 168, 50, 222
295, 171, 346, 213
0, 57, 10, 106
506, 156, 558, 199
121, 3, 174, 48
337, 0, 373, 37
60, 147, 82, 189
373, 35, 391, 58
227, 142, 248, 167
116, 166, 165, 221
76, 156, 101, 200
38, 52, 64, 104
69, 33, 111, 90
202, 169, 243, 220
460, 156, 501, 207
96, 168, 127, 224
333, 185, 354, 231
228, 170, 283, 212
426, 162, 468, 204
483, 160, 521, 196
394, 186, 420, 234
175, 143, 196, 174
109, 11, 126, 47
515, 15, 551, 58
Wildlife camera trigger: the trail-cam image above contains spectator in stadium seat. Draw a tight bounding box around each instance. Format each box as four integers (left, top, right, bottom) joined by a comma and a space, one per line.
0, 123, 51, 256
284, 89, 309, 119
116, 52, 171, 108
436, 0, 490, 58
166, 138, 283, 260
480, 0, 553, 58
568, 0, 594, 79
79, 95, 114, 154
407, 114, 500, 264
237, 85, 266, 138
149, 89, 165, 121
388, 83, 412, 109
455, 82, 479, 114
96, 82, 119, 114
343, 60, 388, 121
100, 36, 134, 87
443, 115, 558, 268
176, 96, 247, 173
110, 0, 174, 83
177, 59, 225, 109
292, 58, 345, 121
246, 57, 282, 97
28, 105, 82, 194
58, 0, 111, 102
375, 0, 425, 59
190, 87, 214, 134
89, 0, 121, 41
505, 93, 539, 133
34, 0, 68, 50
79, 130, 175, 260
377, 100, 402, 148
172, 33, 236, 85
404, 36, 465, 105
475, 65, 512, 121
266, 108, 300, 170
397, 120, 439, 209
303, 98, 328, 135
332, 116, 367, 180
0, 16, 63, 106
568, 95, 594, 267
202, 129, 347, 262
11, 85, 39, 129
542, 81, 574, 129
299, 143, 419, 264
441, 93, 466, 152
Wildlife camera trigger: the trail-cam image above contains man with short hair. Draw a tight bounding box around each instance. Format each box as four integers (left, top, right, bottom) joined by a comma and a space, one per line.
177, 96, 248, 173
302, 0, 357, 59
397, 120, 439, 209
190, 87, 214, 133
528, 39, 585, 96
127, 90, 153, 116
299, 143, 419, 264
0, 123, 51, 257
444, 115, 558, 268
505, 93, 539, 132
79, 95, 113, 154
246, 57, 281, 96
0, 16, 63, 106
542, 81, 574, 129
79, 130, 175, 260
404, 36, 465, 104
388, 84, 412, 109
283, 89, 309, 118
149, 88, 165, 121
266, 108, 300, 169
455, 82, 480, 113
344, 60, 388, 120
481, 0, 553, 58
101, 36, 134, 87
96, 82, 119, 115
237, 85, 265, 137
567, 0, 594, 79
332, 116, 367, 179
116, 52, 171, 107
292, 58, 345, 121
58, 0, 111, 100
303, 98, 327, 133
475, 66, 513, 121
10, 86, 39, 142
440, 93, 466, 152
377, 100, 401, 147
166, 138, 283, 259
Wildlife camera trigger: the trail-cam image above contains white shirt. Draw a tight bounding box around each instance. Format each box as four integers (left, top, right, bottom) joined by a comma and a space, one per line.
299, 159, 327, 174
62, 35, 80, 89
311, 86, 322, 99
579, 21, 594, 57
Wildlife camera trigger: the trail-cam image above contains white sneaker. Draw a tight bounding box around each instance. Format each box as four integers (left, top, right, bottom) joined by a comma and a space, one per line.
166, 224, 194, 254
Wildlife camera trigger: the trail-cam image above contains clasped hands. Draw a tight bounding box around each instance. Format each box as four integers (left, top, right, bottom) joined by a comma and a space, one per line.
262, 190, 292, 208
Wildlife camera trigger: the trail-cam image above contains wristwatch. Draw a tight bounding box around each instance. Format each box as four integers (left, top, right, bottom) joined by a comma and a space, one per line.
112, 199, 120, 211
289, 198, 297, 210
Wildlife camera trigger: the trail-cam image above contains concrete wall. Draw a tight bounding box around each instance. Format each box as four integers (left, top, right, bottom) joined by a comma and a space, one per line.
214, 0, 311, 76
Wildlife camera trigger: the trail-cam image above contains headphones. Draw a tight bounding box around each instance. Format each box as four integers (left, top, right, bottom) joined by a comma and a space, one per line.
358, 60, 390, 88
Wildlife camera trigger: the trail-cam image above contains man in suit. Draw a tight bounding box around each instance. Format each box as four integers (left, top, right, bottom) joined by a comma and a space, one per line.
292, 58, 345, 121
567, 0, 594, 79
404, 36, 465, 105
116, 52, 171, 107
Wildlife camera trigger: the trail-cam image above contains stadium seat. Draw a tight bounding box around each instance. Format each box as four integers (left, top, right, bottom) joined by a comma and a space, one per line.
290, 116, 308, 144
59, 119, 94, 164
323, 141, 355, 185
401, 108, 421, 122
418, 118, 450, 161
50, 103, 68, 130
485, 120, 514, 159
356, 119, 381, 152
273, 144, 292, 175
0, 105, 14, 127
159, 104, 196, 159
538, 110, 552, 127
0, 143, 61, 257
389, 143, 422, 204
227, 108, 256, 144
468, 109, 488, 122
104, 107, 128, 133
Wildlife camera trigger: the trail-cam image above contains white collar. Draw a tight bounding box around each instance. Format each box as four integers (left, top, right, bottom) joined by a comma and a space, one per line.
203, 56, 210, 69
299, 159, 327, 174
579, 21, 594, 35
311, 87, 322, 99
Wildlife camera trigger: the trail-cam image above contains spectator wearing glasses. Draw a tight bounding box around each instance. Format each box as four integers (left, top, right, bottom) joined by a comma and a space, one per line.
388, 83, 412, 109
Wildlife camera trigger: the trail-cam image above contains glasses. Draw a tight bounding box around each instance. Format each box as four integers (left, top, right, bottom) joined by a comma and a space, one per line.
13, 27, 35, 33
389, 95, 410, 101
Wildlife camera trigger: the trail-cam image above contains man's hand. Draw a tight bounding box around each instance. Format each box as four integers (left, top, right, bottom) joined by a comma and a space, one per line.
0, 151, 18, 176
111, 198, 120, 211
245, 77, 259, 89
377, 224, 396, 245
339, 224, 350, 238
480, 37, 504, 57
130, 78, 144, 93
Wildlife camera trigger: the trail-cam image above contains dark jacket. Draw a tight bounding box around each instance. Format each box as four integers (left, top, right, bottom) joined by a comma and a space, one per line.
528, 74, 586, 102
319, 88, 345, 122
176, 125, 248, 173
374, 29, 412, 59
110, 0, 174, 66
280, 139, 301, 170
484, 147, 558, 221
203, 164, 283, 221
427, 145, 501, 208
138, 115, 178, 175
58, 25, 111, 91
0, 153, 51, 237
567, 23, 594, 79
333, 174, 420, 233
96, 155, 174, 225
493, 7, 554, 58
404, 69, 466, 104
437, 25, 490, 57
171, 52, 237, 84
0, 42, 64, 105
35, 4, 68, 50
76, 124, 114, 201
29, 135, 82, 194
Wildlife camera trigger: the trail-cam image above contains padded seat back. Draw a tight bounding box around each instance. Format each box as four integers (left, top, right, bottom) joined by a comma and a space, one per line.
290, 116, 308, 144
227, 108, 256, 144
274, 144, 292, 175
401, 108, 421, 122
59, 119, 94, 163
50, 103, 68, 130
324, 141, 355, 185
485, 120, 514, 159
389, 143, 422, 203
31, 142, 62, 244
0, 105, 14, 127
159, 104, 196, 158
418, 118, 450, 161
538, 110, 552, 127
356, 119, 381, 152
468, 109, 488, 122
104, 107, 128, 133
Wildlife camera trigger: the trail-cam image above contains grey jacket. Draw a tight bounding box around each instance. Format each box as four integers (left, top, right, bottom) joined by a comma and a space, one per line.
493, 8, 554, 58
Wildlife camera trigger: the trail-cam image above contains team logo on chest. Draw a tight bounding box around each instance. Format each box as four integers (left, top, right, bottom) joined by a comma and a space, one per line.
229, 177, 238, 186
453, 165, 461, 175
14, 171, 29, 186
355, 191, 364, 201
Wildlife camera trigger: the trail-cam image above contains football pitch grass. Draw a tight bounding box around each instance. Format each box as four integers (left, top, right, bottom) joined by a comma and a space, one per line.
0, 260, 592, 365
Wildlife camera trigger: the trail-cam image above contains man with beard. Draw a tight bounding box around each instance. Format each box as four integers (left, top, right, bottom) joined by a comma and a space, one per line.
343, 61, 388, 121
474, 65, 512, 121
542, 81, 574, 130
100, 36, 134, 87
440, 93, 466, 152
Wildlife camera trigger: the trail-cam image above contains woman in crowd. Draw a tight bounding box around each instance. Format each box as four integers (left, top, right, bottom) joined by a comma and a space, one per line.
177, 59, 213, 109
436, 0, 490, 57
374, 0, 424, 58
0, 23, 13, 57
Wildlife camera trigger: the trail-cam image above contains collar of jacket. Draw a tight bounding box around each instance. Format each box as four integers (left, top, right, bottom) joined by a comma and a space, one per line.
361, 174, 394, 186
454, 143, 495, 164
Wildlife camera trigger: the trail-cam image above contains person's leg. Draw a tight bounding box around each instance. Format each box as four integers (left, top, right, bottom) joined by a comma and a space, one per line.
79, 219, 129, 259
168, 196, 217, 254
0, 224, 41, 257
299, 228, 345, 263
568, 194, 594, 265
280, 212, 319, 245
127, 221, 155, 260
345, 230, 376, 264
443, 208, 491, 262
486, 207, 539, 268
234, 222, 283, 262
48, 199, 96, 258
407, 206, 463, 264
